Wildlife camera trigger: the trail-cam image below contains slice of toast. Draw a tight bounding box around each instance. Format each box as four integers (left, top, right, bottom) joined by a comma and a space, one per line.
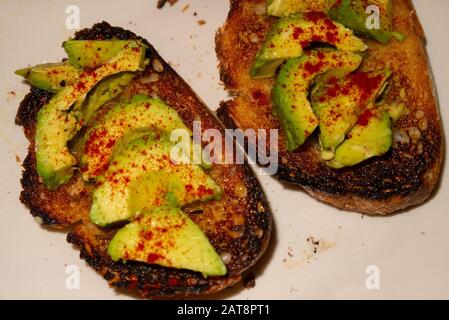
216, 0, 444, 214
16, 22, 272, 298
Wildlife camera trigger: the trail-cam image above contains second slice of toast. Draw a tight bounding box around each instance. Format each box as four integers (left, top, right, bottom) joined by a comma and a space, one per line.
216, 0, 444, 214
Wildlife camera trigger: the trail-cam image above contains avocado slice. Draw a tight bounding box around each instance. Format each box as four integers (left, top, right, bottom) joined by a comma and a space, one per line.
80, 95, 189, 181
267, 0, 336, 17
63, 40, 142, 69
250, 12, 366, 78
90, 135, 221, 227
15, 62, 79, 93
272, 49, 362, 151
36, 41, 148, 189
311, 69, 392, 160
74, 72, 136, 125
328, 0, 405, 43
107, 206, 227, 277
386, 101, 407, 123
326, 103, 392, 169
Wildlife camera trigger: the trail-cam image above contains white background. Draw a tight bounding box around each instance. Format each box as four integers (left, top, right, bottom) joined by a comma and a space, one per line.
0, 0, 448, 299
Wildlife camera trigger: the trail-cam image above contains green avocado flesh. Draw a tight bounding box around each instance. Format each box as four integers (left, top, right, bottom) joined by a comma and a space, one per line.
311, 69, 391, 159
258, 1, 403, 167
326, 103, 392, 169
15, 62, 79, 93
80, 95, 190, 181
272, 50, 362, 151
250, 12, 367, 78
90, 135, 222, 227
36, 41, 148, 189
386, 101, 407, 123
63, 40, 143, 69
328, 0, 405, 43
107, 206, 227, 277
267, 0, 336, 17
74, 72, 136, 125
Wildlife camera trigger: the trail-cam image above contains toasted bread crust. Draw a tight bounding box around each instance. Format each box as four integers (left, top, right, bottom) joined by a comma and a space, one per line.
16, 22, 272, 298
216, 0, 444, 214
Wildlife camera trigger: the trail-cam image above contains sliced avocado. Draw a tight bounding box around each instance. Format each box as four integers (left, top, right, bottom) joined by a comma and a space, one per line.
15, 62, 79, 93
272, 50, 362, 151
36, 41, 148, 189
386, 101, 407, 123
326, 103, 392, 169
74, 72, 136, 125
267, 0, 336, 17
63, 40, 143, 69
107, 206, 227, 277
311, 69, 391, 159
328, 0, 405, 44
80, 95, 189, 181
250, 12, 366, 78
90, 135, 221, 227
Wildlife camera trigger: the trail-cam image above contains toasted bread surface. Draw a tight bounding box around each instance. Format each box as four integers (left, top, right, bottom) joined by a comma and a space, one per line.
16, 22, 272, 298
216, 0, 444, 214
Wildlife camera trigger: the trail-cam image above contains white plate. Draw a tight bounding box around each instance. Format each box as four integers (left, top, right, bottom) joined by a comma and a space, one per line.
0, 0, 448, 300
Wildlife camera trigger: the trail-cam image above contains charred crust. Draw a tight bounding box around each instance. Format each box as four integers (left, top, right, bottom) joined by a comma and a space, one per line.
218, 101, 441, 202
74, 21, 140, 41
15, 87, 52, 139
276, 120, 442, 200
20, 152, 60, 226
19, 145, 91, 228
217, 101, 237, 130
66, 227, 241, 298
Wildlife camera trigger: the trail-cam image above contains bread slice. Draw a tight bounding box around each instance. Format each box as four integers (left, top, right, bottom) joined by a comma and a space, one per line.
16, 22, 272, 298
216, 0, 444, 214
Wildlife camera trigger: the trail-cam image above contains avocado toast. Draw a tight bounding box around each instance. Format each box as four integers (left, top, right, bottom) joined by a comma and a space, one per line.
16, 22, 272, 298
216, 0, 444, 214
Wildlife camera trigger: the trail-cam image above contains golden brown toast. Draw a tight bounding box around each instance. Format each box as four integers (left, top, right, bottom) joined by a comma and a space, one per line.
216, 0, 444, 214
16, 22, 272, 298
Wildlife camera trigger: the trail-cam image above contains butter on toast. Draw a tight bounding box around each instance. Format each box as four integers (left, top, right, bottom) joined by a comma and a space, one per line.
216, 0, 444, 214
16, 22, 272, 298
